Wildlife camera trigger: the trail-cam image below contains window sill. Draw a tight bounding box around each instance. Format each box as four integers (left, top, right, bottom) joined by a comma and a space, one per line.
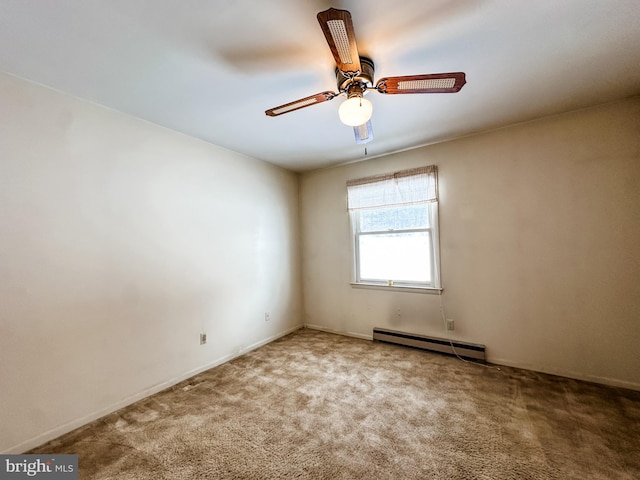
350, 283, 443, 294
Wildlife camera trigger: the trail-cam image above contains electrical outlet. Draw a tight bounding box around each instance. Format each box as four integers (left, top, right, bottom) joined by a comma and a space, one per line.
200, 332, 207, 345
265, 312, 270, 322
446, 319, 455, 331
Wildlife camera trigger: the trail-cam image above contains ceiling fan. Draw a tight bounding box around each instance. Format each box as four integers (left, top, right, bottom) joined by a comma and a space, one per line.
265, 8, 466, 145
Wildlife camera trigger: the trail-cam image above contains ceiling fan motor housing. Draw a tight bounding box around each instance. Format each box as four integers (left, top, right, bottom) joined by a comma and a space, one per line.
336, 56, 375, 94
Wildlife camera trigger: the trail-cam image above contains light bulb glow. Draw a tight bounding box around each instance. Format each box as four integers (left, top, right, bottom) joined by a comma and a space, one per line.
338, 96, 373, 126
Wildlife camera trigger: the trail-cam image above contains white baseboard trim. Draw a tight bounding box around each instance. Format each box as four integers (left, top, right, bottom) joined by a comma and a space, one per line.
243, 324, 303, 354
488, 357, 640, 392
304, 323, 373, 341
304, 324, 639, 392
5, 324, 303, 454
9, 323, 635, 453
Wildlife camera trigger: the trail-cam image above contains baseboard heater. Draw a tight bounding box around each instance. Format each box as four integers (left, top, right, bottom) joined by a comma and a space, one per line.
373, 327, 486, 362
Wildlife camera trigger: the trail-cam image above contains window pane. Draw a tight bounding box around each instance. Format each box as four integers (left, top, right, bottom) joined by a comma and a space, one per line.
359, 204, 429, 232
359, 232, 432, 283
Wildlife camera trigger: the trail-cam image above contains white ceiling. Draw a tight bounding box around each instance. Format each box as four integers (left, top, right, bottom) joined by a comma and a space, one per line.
1, 1, 639, 172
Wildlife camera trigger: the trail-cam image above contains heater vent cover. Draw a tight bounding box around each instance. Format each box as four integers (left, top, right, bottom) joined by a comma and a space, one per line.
373, 327, 486, 361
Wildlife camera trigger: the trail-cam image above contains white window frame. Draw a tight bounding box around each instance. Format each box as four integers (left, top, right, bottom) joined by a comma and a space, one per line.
347, 166, 441, 291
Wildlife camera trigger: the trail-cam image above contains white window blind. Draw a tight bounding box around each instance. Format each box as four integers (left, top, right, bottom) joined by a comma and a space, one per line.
346, 165, 438, 211
346, 165, 441, 289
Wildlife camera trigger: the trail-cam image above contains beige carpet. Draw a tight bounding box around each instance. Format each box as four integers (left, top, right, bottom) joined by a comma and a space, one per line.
30, 328, 640, 479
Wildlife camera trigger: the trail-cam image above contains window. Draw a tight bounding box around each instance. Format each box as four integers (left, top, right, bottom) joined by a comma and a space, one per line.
347, 166, 441, 289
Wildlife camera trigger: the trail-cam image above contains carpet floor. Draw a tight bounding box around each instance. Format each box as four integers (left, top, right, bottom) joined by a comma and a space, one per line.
30, 328, 640, 479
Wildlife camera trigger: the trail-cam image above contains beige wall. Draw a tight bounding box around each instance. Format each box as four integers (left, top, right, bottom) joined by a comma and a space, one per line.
301, 96, 640, 390
0, 72, 302, 453
1, 66, 638, 454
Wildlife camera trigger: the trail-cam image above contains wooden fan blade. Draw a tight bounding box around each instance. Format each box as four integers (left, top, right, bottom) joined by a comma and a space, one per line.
353, 120, 374, 144
376, 72, 466, 94
265, 91, 338, 117
317, 8, 361, 75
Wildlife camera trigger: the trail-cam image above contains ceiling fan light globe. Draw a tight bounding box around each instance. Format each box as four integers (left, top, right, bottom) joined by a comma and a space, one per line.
338, 97, 373, 126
